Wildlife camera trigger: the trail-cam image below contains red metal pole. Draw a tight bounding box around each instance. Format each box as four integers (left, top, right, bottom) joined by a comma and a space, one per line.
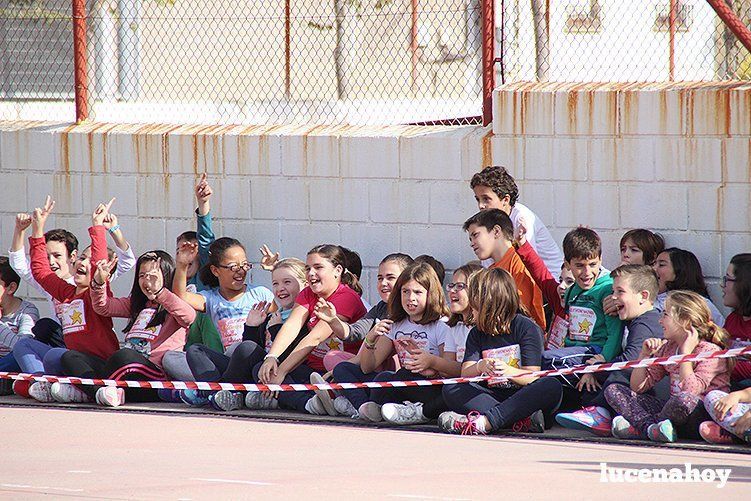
285, 0, 291, 99
705, 0, 751, 55
481, 0, 494, 126
72, 0, 89, 123
668, 0, 676, 81
411, 0, 418, 93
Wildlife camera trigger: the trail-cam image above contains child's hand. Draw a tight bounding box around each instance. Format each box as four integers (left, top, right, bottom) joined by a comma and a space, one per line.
15, 213, 32, 232
313, 298, 337, 324
176, 241, 199, 268
31, 195, 55, 235
714, 392, 742, 420
586, 354, 606, 365
403, 349, 433, 373
267, 310, 283, 327
259, 244, 280, 271
365, 319, 392, 345
602, 295, 619, 317
734, 410, 751, 438
576, 373, 602, 392
94, 257, 117, 285
246, 301, 270, 327
102, 212, 118, 231
679, 325, 701, 355
92, 198, 115, 226
514, 216, 529, 246
142, 260, 164, 300
195, 172, 213, 215
258, 357, 279, 384
640, 338, 666, 359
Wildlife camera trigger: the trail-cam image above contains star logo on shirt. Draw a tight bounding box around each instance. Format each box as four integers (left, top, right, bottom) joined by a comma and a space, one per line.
507, 356, 520, 368
578, 319, 593, 334
327, 338, 340, 350
70, 310, 83, 325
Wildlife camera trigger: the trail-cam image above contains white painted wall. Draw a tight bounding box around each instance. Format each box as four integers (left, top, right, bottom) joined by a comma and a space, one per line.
1, 80, 750, 320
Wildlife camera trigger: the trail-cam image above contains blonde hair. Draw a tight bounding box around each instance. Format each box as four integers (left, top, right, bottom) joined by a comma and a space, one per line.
272, 258, 307, 286
388, 262, 449, 325
446, 262, 483, 327
468, 268, 519, 337
664, 290, 729, 349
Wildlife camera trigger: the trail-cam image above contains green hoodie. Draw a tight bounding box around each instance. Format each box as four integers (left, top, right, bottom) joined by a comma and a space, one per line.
563, 271, 623, 361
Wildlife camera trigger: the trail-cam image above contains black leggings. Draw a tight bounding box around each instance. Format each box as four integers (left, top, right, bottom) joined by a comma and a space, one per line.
32, 318, 66, 348
61, 348, 163, 402
442, 377, 563, 431
369, 368, 447, 419
186, 341, 265, 383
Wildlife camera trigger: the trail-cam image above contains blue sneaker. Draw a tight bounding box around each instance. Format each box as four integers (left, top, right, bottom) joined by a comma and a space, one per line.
179, 389, 211, 407
647, 419, 677, 443
157, 389, 182, 403
555, 406, 612, 437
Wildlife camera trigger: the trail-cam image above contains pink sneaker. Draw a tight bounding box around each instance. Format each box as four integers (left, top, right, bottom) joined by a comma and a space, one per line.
699, 421, 735, 445
95, 387, 125, 407
611, 415, 643, 439
555, 406, 612, 437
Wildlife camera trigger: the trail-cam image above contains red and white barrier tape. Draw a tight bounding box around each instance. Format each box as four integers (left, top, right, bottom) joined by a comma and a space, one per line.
1, 345, 749, 393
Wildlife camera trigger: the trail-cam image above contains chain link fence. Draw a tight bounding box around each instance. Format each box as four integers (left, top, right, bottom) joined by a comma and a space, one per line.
2, 1, 751, 125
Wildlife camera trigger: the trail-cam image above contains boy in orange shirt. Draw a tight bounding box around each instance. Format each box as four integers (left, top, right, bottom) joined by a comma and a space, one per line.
463, 209, 546, 330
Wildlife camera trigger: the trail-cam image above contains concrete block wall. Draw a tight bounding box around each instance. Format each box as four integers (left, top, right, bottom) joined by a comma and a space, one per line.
1, 80, 750, 317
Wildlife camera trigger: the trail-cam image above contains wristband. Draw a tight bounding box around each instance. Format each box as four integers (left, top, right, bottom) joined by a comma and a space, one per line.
152, 287, 165, 299
107, 224, 121, 234
264, 354, 278, 362
91, 277, 105, 288
364, 336, 377, 349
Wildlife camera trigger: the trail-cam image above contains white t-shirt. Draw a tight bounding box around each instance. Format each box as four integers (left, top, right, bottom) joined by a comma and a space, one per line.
444, 322, 471, 362
386, 318, 448, 366
481, 202, 563, 277
199, 286, 275, 349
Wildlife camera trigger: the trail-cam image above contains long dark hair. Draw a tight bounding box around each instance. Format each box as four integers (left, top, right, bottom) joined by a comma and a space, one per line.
199, 237, 245, 288
124, 251, 175, 333
730, 253, 751, 316
307, 244, 363, 296
663, 247, 709, 298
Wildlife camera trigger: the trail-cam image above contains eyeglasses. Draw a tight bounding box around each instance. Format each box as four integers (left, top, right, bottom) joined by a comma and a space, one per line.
446, 282, 468, 292
722, 275, 737, 287
216, 262, 252, 273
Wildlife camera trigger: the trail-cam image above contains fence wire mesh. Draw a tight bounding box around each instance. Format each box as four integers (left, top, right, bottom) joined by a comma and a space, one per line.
2, 1, 751, 126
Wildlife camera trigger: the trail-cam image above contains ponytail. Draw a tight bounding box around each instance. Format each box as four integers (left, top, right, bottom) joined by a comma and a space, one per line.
342, 268, 363, 296
307, 244, 363, 296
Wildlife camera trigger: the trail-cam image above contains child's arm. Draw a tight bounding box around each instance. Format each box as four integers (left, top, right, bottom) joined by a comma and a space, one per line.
713, 387, 751, 420
90, 269, 131, 319
676, 333, 725, 395
599, 300, 624, 362
8, 213, 44, 293
102, 213, 136, 280
172, 241, 207, 312
195, 172, 215, 268
275, 321, 338, 377
631, 338, 668, 392
152, 288, 197, 330
359, 320, 394, 374
516, 241, 562, 315
515, 268, 546, 330
409, 345, 461, 378
257, 305, 310, 381
29, 196, 76, 301
10, 213, 32, 256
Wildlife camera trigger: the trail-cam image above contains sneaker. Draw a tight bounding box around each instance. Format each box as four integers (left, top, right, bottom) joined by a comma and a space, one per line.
179, 389, 211, 407
210, 390, 245, 412
305, 394, 332, 415
611, 415, 643, 439
647, 419, 677, 443
245, 391, 279, 410
29, 382, 55, 403
699, 421, 735, 445
0, 379, 13, 396
309, 373, 337, 416
381, 402, 429, 425
333, 396, 358, 417
358, 402, 383, 422
50, 382, 90, 403
157, 389, 182, 403
555, 406, 612, 437
95, 387, 125, 407
511, 410, 545, 433
438, 411, 488, 435
13, 379, 31, 398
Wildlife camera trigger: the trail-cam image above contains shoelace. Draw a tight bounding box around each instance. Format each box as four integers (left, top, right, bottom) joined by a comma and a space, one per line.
512, 416, 531, 432
454, 411, 484, 436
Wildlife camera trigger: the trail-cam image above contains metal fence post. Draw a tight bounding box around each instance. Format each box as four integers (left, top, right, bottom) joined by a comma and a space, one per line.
705, 0, 751, 54
72, 0, 89, 123
481, 0, 494, 126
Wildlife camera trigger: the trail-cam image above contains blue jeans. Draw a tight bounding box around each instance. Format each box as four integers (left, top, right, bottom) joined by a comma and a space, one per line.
332, 362, 378, 409
0, 353, 21, 372
12, 337, 67, 375
542, 345, 601, 370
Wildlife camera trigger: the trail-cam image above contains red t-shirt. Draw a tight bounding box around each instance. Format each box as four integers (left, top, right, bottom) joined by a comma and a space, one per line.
725, 312, 751, 381
295, 283, 367, 372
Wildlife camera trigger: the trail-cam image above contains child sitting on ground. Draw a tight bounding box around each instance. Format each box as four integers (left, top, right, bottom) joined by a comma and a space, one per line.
718, 253, 751, 390
464, 209, 546, 330
605, 290, 730, 443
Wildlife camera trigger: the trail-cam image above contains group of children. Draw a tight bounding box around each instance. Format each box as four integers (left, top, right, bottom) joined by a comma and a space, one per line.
1, 166, 749, 446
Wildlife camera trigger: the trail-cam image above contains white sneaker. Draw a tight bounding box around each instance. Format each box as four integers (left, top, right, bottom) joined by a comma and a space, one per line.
95, 387, 125, 407
333, 396, 358, 417
50, 382, 91, 403
381, 401, 428, 425
305, 394, 335, 415
358, 402, 383, 422
29, 382, 55, 403
309, 373, 337, 416
245, 391, 279, 410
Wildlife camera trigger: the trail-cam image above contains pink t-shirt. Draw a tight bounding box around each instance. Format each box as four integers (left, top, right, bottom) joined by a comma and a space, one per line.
296, 284, 367, 372
725, 312, 751, 381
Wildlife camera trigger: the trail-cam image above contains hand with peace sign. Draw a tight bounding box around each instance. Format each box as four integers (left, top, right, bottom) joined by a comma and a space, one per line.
31, 195, 55, 238
94, 257, 118, 286
92, 198, 116, 226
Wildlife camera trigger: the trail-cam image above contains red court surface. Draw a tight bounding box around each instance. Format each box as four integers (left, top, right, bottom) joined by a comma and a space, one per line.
1, 406, 749, 500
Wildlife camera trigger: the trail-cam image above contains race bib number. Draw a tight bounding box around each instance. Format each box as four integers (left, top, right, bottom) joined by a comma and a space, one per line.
60, 299, 87, 335
547, 316, 568, 349
217, 317, 246, 349
483, 344, 521, 389
568, 306, 596, 342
